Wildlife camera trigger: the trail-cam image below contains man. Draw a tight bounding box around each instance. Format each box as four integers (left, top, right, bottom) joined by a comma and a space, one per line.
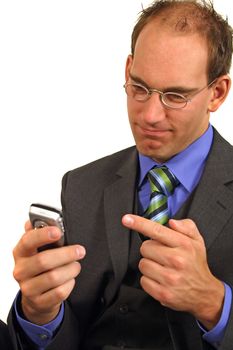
7, 0, 233, 349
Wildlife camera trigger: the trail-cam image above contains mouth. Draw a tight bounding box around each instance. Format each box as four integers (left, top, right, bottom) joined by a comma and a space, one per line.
138, 125, 171, 137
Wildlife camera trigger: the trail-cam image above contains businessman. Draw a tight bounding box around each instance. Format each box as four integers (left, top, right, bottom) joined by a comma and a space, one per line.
8, 1, 233, 349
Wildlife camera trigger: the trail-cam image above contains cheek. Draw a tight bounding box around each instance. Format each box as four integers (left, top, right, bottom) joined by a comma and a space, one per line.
170, 109, 209, 146
127, 100, 137, 120
127, 106, 141, 133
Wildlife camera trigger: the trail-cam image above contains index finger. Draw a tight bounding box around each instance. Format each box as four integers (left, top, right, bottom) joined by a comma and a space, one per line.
122, 214, 178, 247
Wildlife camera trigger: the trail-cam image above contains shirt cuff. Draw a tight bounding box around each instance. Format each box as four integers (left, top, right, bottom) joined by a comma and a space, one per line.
14, 292, 64, 348
198, 283, 232, 349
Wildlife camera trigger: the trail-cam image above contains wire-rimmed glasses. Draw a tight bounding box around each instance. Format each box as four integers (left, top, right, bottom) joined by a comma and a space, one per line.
123, 79, 217, 109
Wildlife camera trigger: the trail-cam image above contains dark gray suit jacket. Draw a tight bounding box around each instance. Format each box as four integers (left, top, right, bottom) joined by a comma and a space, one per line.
8, 129, 233, 350
0, 320, 13, 350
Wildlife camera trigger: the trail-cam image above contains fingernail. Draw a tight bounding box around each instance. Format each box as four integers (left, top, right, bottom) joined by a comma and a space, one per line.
123, 215, 134, 226
76, 246, 86, 259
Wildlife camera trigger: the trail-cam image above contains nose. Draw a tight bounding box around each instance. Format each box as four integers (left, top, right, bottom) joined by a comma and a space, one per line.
142, 92, 166, 124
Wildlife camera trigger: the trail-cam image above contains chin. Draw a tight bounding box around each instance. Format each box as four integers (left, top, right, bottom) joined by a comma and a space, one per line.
137, 145, 163, 162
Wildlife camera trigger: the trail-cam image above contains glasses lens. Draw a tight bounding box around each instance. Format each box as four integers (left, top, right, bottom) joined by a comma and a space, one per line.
162, 92, 187, 108
125, 83, 148, 101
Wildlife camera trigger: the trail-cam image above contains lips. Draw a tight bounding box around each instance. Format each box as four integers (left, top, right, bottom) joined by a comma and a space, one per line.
138, 125, 171, 137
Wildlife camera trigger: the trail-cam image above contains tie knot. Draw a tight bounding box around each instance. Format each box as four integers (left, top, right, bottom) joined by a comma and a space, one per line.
148, 166, 179, 197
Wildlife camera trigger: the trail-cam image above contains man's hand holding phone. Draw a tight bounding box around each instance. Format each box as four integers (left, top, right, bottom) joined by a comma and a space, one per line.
13, 204, 86, 325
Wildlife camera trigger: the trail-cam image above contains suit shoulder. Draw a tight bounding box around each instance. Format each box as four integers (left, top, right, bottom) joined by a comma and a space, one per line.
213, 128, 233, 159
62, 146, 137, 184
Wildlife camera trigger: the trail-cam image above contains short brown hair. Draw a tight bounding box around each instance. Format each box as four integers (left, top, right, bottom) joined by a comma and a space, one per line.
131, 0, 233, 82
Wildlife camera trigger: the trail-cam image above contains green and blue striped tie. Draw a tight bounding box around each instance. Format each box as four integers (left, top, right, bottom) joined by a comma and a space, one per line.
144, 166, 179, 225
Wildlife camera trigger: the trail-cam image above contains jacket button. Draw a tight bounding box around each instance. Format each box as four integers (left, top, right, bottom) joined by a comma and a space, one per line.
119, 304, 128, 314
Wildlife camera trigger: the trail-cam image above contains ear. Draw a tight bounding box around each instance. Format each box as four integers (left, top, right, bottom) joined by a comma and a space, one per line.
125, 55, 133, 81
208, 75, 231, 112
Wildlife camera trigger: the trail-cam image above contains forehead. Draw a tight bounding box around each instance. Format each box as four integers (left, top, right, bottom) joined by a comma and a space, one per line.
132, 19, 209, 87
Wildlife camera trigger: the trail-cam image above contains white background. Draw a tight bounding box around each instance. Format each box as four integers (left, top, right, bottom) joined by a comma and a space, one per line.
0, 1, 233, 323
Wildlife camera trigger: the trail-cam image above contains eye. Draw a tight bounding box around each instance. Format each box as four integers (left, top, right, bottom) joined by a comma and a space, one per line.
164, 92, 186, 103
131, 84, 147, 96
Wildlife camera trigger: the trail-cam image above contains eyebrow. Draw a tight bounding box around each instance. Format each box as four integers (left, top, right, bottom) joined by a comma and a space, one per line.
129, 73, 199, 94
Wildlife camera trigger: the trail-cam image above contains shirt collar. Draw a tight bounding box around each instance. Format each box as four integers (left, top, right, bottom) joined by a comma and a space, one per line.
138, 124, 213, 193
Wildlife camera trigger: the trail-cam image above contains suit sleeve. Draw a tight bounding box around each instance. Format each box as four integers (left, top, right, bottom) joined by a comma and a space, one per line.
218, 285, 233, 350
38, 302, 80, 350
7, 301, 81, 350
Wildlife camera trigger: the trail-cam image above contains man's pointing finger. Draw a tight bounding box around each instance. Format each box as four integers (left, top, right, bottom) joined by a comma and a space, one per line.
122, 214, 178, 247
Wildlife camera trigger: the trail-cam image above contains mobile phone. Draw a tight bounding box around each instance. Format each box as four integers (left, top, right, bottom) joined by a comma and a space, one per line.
29, 203, 65, 251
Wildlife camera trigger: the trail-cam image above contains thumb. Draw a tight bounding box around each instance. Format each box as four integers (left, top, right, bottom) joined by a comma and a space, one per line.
168, 218, 203, 241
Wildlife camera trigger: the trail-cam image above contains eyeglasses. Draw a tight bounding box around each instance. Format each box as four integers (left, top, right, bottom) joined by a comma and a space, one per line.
123, 79, 217, 109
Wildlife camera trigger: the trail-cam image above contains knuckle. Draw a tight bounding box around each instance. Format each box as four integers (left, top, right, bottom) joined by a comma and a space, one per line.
47, 270, 60, 285
165, 271, 180, 287
20, 282, 32, 297
13, 266, 22, 282
54, 282, 73, 300
181, 237, 193, 251
31, 295, 43, 309
152, 223, 162, 237
20, 232, 31, 250
35, 253, 49, 271
160, 290, 173, 306
169, 255, 185, 270
54, 289, 66, 301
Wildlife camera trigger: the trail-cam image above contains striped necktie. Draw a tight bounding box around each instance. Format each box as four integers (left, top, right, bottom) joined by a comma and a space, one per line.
143, 166, 179, 225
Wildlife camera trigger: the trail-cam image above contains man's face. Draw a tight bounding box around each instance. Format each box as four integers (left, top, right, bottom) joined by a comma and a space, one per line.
125, 20, 215, 163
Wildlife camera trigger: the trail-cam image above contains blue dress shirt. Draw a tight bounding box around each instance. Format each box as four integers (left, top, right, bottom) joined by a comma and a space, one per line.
15, 124, 231, 349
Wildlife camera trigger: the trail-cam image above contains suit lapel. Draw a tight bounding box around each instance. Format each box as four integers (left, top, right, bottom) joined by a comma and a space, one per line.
104, 147, 138, 294
188, 129, 233, 249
